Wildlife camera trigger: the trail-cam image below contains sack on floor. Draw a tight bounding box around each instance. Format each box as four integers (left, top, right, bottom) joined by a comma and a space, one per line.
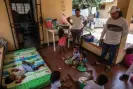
124, 54, 133, 67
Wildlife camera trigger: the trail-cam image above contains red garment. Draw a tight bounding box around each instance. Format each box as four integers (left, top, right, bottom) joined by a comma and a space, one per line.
124, 54, 133, 67
58, 36, 66, 46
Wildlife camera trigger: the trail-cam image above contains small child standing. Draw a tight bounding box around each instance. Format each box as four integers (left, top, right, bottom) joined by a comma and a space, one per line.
58, 29, 67, 59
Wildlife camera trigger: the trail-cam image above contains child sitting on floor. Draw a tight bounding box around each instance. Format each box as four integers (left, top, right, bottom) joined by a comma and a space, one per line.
58, 29, 67, 59
50, 70, 71, 89
65, 46, 80, 67
77, 51, 88, 67
68, 70, 108, 89
5, 61, 44, 84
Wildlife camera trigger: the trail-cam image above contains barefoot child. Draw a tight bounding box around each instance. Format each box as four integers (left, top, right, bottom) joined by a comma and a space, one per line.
77, 51, 88, 67
65, 46, 80, 66
58, 29, 67, 59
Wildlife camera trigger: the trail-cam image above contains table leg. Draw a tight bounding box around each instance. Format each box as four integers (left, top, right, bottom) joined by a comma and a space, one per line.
68, 38, 70, 48
46, 30, 49, 46
53, 33, 56, 51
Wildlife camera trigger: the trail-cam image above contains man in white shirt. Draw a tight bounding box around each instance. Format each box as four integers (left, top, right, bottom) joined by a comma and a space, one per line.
96, 6, 129, 71
67, 9, 87, 45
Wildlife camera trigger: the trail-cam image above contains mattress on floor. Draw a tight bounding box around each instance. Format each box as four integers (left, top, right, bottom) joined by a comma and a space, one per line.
2, 48, 51, 89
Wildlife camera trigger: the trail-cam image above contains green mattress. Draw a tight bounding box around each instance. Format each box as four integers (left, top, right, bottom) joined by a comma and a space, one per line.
2, 48, 51, 89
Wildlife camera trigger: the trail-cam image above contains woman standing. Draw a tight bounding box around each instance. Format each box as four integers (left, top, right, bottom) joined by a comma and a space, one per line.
67, 9, 87, 46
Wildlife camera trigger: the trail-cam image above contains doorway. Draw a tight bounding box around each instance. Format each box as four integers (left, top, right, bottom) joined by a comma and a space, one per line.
4, 0, 44, 49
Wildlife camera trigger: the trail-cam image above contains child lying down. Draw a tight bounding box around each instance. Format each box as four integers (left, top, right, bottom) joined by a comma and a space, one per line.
4, 61, 44, 84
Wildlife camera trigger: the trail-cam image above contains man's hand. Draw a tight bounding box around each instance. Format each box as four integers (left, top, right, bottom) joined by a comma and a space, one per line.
67, 17, 73, 26
99, 39, 104, 43
70, 23, 73, 26
81, 27, 84, 31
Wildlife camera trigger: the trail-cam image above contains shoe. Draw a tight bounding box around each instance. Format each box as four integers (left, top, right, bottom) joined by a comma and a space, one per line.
119, 74, 129, 80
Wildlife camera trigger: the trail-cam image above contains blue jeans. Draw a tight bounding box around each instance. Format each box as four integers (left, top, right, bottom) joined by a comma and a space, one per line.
100, 43, 119, 65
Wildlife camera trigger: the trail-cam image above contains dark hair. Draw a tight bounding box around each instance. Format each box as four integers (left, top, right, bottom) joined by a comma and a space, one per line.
75, 8, 80, 12
58, 29, 64, 38
74, 45, 79, 50
50, 71, 61, 83
80, 51, 87, 58
118, 11, 123, 17
5, 76, 14, 84
0, 85, 7, 89
97, 74, 108, 86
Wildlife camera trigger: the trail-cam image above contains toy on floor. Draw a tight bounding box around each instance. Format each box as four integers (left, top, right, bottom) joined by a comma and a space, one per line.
77, 66, 87, 72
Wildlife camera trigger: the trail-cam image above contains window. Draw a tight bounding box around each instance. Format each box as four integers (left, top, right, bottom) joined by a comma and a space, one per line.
11, 3, 30, 14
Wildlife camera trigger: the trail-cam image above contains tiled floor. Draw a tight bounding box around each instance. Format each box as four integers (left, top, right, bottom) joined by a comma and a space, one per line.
38, 46, 133, 89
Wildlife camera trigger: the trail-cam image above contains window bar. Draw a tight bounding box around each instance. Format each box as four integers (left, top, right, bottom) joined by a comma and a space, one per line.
30, 0, 34, 22
35, 0, 38, 22
4, 0, 17, 49
14, 0, 18, 13
23, 0, 26, 14
39, 0, 44, 42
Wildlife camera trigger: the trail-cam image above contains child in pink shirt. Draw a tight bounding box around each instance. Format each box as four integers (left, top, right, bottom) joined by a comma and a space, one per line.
58, 29, 67, 59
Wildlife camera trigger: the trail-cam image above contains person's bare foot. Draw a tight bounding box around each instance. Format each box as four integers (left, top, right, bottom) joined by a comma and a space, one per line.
86, 70, 93, 74
55, 66, 62, 72
72, 66, 76, 68
62, 57, 65, 60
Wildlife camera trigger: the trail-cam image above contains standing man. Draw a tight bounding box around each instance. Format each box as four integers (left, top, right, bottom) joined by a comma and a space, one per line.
97, 6, 129, 71
67, 9, 87, 46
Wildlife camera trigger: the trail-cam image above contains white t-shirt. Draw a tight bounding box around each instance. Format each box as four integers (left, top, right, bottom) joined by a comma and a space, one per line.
70, 15, 86, 30
51, 80, 61, 89
83, 80, 104, 89
100, 17, 129, 45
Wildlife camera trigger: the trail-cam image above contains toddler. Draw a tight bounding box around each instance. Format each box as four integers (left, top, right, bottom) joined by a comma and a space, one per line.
58, 29, 67, 59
